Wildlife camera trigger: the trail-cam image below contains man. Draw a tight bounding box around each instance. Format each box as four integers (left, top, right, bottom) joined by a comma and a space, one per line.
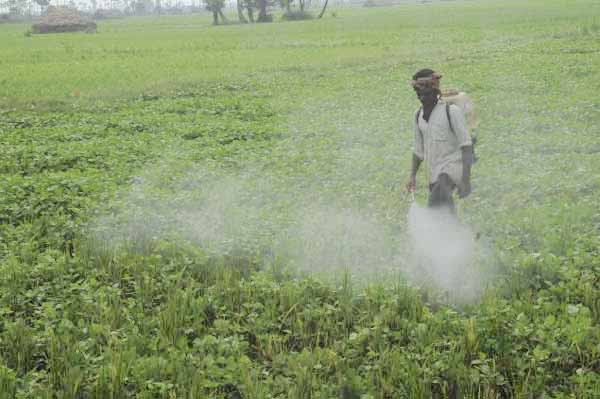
406, 69, 474, 212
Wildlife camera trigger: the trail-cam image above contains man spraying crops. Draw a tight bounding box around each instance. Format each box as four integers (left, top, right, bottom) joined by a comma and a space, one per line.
405, 69, 474, 212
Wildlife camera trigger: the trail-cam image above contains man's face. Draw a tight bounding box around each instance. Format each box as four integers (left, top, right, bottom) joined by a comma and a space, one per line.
415, 87, 437, 106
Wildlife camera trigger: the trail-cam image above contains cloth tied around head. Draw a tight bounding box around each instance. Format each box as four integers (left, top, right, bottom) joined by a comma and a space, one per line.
410, 73, 442, 91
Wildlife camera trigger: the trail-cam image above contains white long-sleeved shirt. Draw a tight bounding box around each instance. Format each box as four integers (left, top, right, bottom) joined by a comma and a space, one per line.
412, 101, 472, 185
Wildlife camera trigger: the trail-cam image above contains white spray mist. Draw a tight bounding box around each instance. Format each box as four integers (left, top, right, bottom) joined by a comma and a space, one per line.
406, 201, 482, 301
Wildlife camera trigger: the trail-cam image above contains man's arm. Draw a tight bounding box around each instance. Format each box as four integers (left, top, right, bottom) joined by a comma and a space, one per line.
408, 110, 424, 193
407, 153, 422, 192
459, 145, 473, 198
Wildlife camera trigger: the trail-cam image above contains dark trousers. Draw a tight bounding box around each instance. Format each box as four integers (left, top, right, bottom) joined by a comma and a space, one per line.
428, 173, 456, 212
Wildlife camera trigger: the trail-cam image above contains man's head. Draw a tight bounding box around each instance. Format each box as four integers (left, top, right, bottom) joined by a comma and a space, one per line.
411, 68, 442, 106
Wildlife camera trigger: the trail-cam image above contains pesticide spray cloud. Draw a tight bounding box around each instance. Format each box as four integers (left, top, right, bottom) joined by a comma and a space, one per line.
406, 201, 483, 301
166, 167, 395, 279
88, 88, 492, 301
94, 161, 487, 301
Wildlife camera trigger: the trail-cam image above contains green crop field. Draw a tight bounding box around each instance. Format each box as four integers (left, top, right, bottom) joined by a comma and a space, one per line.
1, 0, 599, 397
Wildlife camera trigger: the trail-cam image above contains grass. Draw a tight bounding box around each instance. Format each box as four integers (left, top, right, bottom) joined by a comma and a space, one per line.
1, 0, 600, 397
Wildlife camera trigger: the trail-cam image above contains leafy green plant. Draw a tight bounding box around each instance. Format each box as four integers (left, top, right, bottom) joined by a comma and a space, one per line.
1, 1, 599, 396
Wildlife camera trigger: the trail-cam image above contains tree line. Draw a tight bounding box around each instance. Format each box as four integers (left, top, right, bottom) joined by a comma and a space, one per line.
1, 0, 331, 23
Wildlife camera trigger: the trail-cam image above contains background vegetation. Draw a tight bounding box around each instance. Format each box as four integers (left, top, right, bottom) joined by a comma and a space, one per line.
1, 0, 599, 397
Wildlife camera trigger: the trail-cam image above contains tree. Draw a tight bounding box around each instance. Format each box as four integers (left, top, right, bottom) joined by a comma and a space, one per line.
245, 0, 255, 22
256, 0, 270, 22
206, 0, 228, 25
279, 0, 291, 13
317, 0, 328, 18
236, 0, 247, 23
5, 0, 29, 16
32, 0, 49, 14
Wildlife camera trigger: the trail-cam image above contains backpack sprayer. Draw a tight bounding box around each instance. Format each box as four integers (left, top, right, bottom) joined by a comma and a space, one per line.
441, 89, 478, 163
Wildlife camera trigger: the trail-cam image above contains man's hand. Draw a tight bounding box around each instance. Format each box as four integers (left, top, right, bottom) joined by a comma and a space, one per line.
458, 178, 471, 198
406, 176, 416, 193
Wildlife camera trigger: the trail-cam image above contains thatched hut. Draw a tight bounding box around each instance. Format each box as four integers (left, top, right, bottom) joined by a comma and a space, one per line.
31, 6, 96, 34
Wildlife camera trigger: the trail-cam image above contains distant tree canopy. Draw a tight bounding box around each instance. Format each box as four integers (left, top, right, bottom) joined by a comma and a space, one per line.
0, 0, 328, 24
233, 0, 322, 24
231, 0, 271, 24
205, 0, 227, 25
2, 0, 29, 15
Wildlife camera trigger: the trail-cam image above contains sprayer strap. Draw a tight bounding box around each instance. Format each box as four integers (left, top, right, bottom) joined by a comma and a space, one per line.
416, 103, 477, 163
416, 105, 454, 135
445, 103, 455, 135
415, 104, 455, 139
